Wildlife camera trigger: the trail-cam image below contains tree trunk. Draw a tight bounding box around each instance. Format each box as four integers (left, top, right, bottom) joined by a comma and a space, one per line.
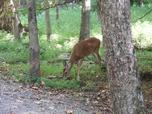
11, 0, 21, 39
79, 0, 91, 41
19, 0, 27, 8
56, 6, 60, 20
0, 0, 3, 7
137, 0, 144, 6
99, 0, 145, 114
44, 0, 52, 41
28, 0, 40, 78
0, 0, 12, 32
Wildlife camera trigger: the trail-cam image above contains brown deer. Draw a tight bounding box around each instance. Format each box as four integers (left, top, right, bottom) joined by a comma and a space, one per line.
63, 37, 104, 81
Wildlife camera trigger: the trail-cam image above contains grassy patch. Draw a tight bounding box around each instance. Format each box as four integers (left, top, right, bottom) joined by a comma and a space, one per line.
37, 77, 80, 89
137, 50, 152, 74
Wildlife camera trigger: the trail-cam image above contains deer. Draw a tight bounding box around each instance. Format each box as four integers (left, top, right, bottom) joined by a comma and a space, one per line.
63, 37, 104, 81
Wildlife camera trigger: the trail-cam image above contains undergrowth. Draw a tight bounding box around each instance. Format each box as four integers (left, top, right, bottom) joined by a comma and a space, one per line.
0, 5, 152, 90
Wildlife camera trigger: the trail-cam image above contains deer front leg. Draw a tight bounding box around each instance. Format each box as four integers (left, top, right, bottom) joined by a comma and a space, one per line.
76, 59, 83, 81
94, 52, 106, 68
63, 62, 73, 80
94, 52, 102, 64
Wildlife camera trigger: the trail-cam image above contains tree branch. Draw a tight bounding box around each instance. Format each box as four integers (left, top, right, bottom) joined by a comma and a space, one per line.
37, 0, 76, 11
133, 8, 152, 22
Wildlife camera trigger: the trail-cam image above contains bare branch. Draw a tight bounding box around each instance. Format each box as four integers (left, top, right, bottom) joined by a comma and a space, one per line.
133, 8, 152, 22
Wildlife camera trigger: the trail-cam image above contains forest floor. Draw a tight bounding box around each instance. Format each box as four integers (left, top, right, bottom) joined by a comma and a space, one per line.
0, 73, 152, 114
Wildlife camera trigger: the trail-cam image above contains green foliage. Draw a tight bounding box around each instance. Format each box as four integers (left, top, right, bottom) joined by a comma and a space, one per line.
0, 5, 152, 90
131, 5, 152, 49
131, 0, 152, 5
39, 40, 63, 61
0, 35, 28, 64
131, 5, 152, 22
41, 63, 63, 76
9, 64, 30, 82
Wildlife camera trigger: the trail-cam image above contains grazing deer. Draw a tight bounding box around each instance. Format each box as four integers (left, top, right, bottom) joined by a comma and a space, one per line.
63, 37, 104, 81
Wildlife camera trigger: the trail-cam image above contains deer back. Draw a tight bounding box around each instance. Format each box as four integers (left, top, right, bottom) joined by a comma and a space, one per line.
69, 37, 100, 64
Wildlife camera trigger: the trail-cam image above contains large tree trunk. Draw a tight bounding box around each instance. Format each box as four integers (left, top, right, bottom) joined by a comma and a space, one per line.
99, 0, 145, 113
28, 0, 40, 78
79, 0, 91, 41
44, 0, 52, 41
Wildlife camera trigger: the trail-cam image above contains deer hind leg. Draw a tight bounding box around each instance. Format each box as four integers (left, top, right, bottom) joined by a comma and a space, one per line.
76, 59, 83, 81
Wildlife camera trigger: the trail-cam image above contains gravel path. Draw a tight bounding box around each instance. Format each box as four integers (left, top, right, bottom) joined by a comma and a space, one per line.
1, 77, 151, 114
0, 79, 107, 114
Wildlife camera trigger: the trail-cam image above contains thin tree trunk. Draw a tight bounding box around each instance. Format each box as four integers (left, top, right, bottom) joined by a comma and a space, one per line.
99, 0, 145, 113
137, 0, 144, 6
19, 0, 27, 8
0, 0, 3, 7
56, 6, 60, 20
44, 0, 52, 41
79, 0, 91, 41
11, 0, 21, 39
28, 0, 40, 78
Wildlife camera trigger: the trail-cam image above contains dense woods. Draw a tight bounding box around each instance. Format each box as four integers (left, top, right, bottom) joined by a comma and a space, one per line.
0, 0, 152, 113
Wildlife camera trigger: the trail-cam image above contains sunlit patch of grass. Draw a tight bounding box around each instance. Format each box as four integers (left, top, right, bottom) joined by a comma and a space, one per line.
132, 21, 152, 49
0, 31, 14, 41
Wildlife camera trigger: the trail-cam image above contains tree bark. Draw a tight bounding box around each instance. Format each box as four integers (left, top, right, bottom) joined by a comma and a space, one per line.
44, 0, 52, 41
0, 0, 3, 7
79, 0, 91, 41
28, 0, 40, 78
19, 0, 27, 8
56, 6, 60, 20
137, 0, 144, 6
11, 0, 21, 39
0, 0, 12, 32
99, 0, 145, 114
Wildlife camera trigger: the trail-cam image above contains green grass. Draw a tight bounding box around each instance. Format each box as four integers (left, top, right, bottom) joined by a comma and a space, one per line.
0, 5, 152, 89
38, 77, 80, 89
137, 50, 152, 73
